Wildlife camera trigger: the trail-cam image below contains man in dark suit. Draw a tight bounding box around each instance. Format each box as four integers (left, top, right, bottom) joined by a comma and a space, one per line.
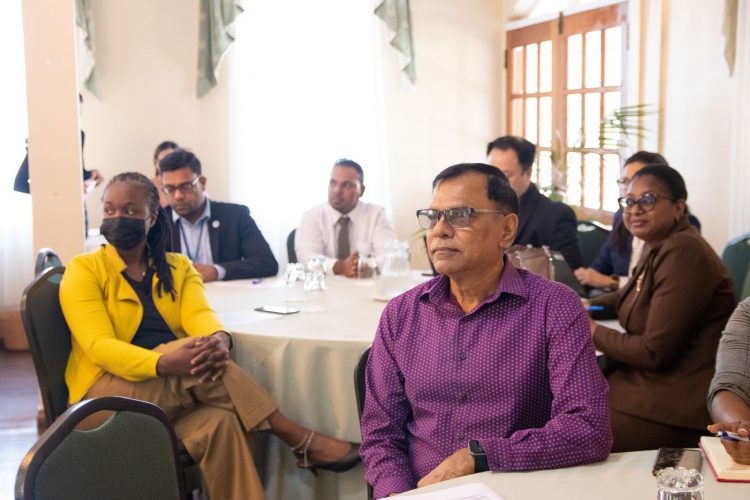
487, 136, 583, 270
159, 148, 278, 281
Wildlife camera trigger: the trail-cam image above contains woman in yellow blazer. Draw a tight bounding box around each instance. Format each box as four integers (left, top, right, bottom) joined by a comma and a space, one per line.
61, 172, 359, 499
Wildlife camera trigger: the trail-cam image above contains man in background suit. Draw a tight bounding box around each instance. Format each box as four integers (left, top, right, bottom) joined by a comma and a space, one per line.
486, 136, 584, 270
160, 148, 278, 281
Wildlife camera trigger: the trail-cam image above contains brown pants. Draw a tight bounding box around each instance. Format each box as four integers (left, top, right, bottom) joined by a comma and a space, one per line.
83, 338, 278, 500
610, 408, 707, 452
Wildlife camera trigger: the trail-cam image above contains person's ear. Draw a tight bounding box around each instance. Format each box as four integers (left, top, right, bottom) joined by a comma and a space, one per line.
675, 200, 687, 222
500, 213, 518, 247
359, 183, 366, 197
199, 175, 207, 192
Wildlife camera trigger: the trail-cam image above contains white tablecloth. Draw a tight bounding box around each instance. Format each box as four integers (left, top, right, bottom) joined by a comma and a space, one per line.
204, 274, 425, 500
398, 449, 750, 499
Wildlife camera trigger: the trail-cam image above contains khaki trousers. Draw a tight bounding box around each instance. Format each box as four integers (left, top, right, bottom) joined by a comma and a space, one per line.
83, 338, 278, 500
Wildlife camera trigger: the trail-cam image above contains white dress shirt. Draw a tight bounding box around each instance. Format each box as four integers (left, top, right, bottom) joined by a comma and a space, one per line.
172, 199, 227, 280
295, 201, 397, 273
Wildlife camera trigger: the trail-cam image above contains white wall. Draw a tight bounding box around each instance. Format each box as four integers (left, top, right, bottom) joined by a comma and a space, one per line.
82, 0, 232, 230
381, 0, 507, 265
660, 1, 734, 253
79, 0, 508, 269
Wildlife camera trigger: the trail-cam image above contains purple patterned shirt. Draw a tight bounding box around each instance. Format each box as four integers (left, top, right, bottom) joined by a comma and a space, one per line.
360, 260, 611, 498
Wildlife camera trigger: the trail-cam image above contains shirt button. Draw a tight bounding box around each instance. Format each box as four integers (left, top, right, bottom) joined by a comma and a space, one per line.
459, 351, 467, 361
457, 432, 465, 441
459, 393, 468, 403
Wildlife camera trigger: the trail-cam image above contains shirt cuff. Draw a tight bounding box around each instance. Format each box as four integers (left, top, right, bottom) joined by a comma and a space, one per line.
214, 264, 227, 281
372, 474, 415, 500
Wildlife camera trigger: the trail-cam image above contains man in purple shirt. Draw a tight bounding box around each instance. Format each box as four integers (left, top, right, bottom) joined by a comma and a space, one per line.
360, 163, 611, 498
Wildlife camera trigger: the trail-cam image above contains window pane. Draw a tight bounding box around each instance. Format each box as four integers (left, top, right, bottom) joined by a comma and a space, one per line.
585, 30, 601, 88
538, 150, 552, 189
525, 97, 538, 144
567, 34, 582, 90
584, 92, 601, 148
512, 98, 524, 136
539, 96, 552, 147
602, 91, 621, 149
604, 26, 622, 87
539, 40, 552, 92
566, 152, 582, 206
583, 153, 601, 208
602, 153, 620, 211
526, 43, 538, 93
512, 46, 524, 94
567, 94, 582, 148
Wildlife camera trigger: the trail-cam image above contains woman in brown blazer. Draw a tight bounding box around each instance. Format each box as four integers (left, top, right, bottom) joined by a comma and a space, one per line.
588, 164, 735, 451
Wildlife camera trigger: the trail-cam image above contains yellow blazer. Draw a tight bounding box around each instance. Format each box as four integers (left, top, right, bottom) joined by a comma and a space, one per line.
60, 244, 224, 403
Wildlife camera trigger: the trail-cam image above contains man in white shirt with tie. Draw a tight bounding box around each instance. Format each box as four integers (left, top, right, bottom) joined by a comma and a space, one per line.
295, 159, 397, 277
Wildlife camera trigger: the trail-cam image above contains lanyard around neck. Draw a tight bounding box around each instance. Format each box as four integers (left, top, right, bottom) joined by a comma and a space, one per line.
178, 218, 206, 263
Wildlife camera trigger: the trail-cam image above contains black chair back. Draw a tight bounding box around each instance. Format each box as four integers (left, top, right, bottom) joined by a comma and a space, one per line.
287, 229, 298, 263
34, 248, 63, 276
354, 346, 370, 418
15, 396, 186, 500
576, 221, 610, 267
354, 346, 373, 500
20, 266, 71, 427
721, 233, 750, 301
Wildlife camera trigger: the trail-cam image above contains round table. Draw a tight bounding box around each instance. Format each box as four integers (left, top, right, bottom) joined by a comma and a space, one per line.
204, 274, 425, 500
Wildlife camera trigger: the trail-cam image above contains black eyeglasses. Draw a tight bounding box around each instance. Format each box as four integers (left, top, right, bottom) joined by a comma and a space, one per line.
162, 177, 200, 196
617, 192, 676, 212
416, 208, 507, 229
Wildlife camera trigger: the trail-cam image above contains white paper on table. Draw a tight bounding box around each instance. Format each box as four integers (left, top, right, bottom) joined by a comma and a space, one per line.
210, 279, 286, 289
218, 309, 284, 327
397, 482, 503, 500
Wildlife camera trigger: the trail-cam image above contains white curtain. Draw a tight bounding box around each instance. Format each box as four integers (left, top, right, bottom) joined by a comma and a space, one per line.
0, 2, 34, 308
228, 0, 390, 267
729, 0, 750, 239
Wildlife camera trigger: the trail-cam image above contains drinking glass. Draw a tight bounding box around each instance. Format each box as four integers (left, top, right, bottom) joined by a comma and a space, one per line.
283, 263, 306, 302
357, 253, 379, 281
303, 257, 326, 312
656, 467, 704, 500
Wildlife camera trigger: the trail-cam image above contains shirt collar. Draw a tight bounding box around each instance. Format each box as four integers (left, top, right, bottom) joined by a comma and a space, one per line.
420, 255, 529, 309
326, 200, 360, 224
172, 198, 211, 225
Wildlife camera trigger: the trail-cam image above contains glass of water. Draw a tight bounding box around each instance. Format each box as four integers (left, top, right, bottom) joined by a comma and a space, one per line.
656, 467, 704, 500
303, 257, 326, 312
357, 253, 378, 281
283, 263, 306, 302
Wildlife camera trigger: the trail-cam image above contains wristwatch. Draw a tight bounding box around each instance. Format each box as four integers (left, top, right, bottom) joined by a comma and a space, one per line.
468, 440, 489, 472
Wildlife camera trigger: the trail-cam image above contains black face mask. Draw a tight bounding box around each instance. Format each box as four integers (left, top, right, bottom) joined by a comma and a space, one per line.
100, 217, 149, 250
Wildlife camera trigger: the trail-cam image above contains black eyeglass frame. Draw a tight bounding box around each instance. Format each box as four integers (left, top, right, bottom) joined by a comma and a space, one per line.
617, 191, 676, 212
416, 207, 508, 229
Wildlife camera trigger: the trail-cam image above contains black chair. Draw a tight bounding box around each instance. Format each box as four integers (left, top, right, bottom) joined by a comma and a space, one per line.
20, 267, 204, 497
721, 233, 750, 301
354, 346, 373, 500
287, 229, 298, 263
21, 266, 70, 428
34, 248, 62, 277
15, 396, 187, 500
576, 220, 610, 267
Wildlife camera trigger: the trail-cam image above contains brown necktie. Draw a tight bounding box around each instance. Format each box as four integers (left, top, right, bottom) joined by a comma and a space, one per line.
337, 216, 350, 260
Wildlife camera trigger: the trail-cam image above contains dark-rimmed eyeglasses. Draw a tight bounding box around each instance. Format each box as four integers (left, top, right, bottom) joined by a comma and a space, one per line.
617, 192, 676, 212
162, 177, 200, 196
416, 208, 508, 229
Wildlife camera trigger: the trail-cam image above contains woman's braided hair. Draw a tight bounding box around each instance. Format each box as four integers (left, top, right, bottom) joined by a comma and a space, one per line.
105, 172, 176, 299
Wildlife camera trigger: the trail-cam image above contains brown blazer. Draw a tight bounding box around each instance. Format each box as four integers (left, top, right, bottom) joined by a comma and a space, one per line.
591, 218, 736, 430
